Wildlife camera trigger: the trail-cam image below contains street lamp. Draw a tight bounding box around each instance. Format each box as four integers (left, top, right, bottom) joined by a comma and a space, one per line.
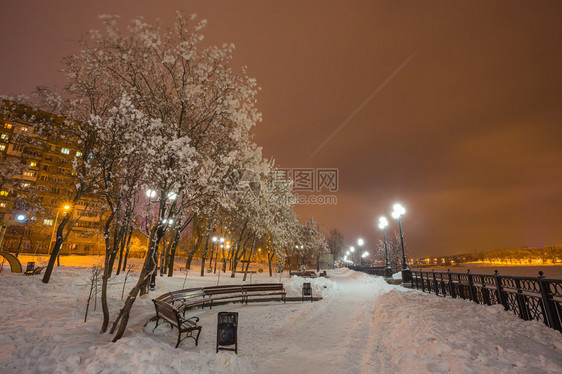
357, 238, 365, 266
15, 214, 27, 257
391, 203, 411, 284
378, 216, 392, 278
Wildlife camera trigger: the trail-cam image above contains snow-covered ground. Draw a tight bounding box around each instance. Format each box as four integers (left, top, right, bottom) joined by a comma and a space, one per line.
1, 262, 561, 373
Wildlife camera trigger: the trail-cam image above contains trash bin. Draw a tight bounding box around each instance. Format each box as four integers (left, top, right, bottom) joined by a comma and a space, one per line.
25, 261, 35, 273
302, 282, 312, 302
216, 312, 238, 354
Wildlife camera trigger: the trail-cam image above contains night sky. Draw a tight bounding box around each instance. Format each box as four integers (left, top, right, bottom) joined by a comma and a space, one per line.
1, 1, 561, 257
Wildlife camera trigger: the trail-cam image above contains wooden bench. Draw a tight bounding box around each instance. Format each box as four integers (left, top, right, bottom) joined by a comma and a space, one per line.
289, 271, 317, 278
152, 299, 202, 348
156, 288, 208, 314
203, 285, 244, 309
25, 266, 45, 276
242, 283, 286, 304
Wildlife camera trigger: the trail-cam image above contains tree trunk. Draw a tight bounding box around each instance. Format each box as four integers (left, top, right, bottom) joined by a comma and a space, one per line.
167, 230, 180, 277
199, 221, 213, 277
42, 214, 71, 284
116, 222, 129, 276
107, 216, 122, 278
230, 222, 249, 278
242, 236, 256, 281
121, 226, 133, 272
112, 225, 163, 342
100, 210, 116, 334
268, 252, 274, 276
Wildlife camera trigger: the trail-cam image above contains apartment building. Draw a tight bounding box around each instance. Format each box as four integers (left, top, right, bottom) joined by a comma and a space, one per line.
0, 101, 105, 256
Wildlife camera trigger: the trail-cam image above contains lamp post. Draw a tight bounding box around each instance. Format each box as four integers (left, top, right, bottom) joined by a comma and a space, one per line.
378, 216, 392, 278
391, 203, 411, 284
211, 236, 218, 273
349, 246, 355, 266
15, 214, 27, 257
357, 238, 364, 267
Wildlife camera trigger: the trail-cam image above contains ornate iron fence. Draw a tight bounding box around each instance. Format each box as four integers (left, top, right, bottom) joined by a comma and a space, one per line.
349, 265, 387, 276
411, 269, 562, 332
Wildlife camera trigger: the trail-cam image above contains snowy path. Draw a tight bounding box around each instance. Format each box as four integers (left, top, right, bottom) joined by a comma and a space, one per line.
252, 270, 394, 373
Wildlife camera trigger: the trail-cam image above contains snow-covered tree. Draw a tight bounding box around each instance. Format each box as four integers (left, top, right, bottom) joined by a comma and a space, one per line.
74, 13, 262, 342
327, 228, 344, 262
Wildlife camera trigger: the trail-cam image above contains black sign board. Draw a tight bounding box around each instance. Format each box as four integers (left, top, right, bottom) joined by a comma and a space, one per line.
302, 282, 312, 302
216, 312, 238, 354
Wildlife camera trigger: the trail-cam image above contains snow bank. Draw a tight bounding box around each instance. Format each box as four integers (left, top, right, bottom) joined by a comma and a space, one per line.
371, 289, 562, 373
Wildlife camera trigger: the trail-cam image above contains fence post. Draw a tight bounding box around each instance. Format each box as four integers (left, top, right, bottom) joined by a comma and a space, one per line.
432, 270, 439, 296
467, 270, 478, 303
420, 270, 425, 292
481, 280, 490, 306
448, 270, 455, 298
514, 278, 530, 321
537, 271, 562, 332
494, 270, 507, 310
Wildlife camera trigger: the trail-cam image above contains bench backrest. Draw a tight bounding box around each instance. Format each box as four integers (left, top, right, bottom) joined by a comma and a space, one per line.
203, 285, 243, 296
170, 289, 205, 300
156, 288, 205, 303
242, 283, 284, 292
154, 300, 180, 325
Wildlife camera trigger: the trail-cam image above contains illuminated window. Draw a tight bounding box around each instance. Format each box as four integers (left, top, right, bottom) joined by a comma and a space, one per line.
23, 171, 34, 177
22, 183, 30, 188
0, 134, 8, 140
61, 148, 70, 154
0, 191, 8, 196
30, 161, 37, 167
0, 203, 5, 208
75, 151, 82, 157
20, 127, 28, 132
43, 219, 54, 226
0, 145, 5, 151
4, 123, 12, 129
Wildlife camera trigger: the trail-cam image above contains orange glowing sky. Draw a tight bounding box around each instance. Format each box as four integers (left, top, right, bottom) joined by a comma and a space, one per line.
1, 1, 561, 257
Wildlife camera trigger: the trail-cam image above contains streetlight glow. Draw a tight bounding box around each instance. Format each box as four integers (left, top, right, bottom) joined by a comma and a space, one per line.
378, 216, 388, 230
391, 203, 410, 276
16, 214, 26, 222
146, 189, 157, 198
350, 246, 355, 253
392, 203, 406, 217
357, 238, 364, 246
212, 236, 218, 242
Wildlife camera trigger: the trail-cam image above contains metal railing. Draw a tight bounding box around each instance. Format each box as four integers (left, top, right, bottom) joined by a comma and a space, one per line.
411, 269, 562, 332
349, 265, 387, 277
